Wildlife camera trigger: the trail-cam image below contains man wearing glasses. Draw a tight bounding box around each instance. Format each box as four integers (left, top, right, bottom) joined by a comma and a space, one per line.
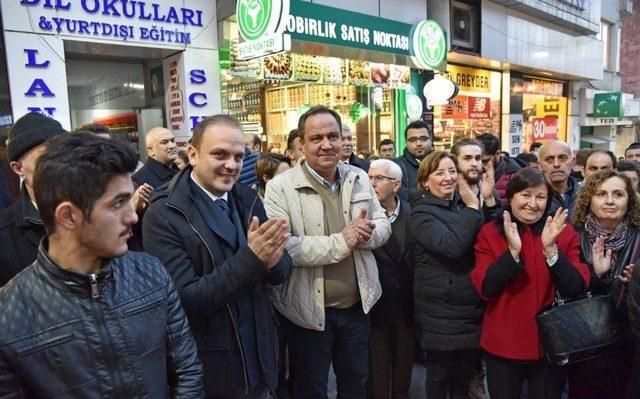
394, 121, 433, 192
539, 140, 578, 216
367, 159, 415, 399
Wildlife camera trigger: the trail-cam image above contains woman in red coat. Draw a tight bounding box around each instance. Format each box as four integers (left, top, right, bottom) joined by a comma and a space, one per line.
471, 168, 590, 399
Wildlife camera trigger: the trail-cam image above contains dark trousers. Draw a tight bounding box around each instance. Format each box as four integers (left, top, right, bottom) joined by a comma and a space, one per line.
484, 352, 565, 399
368, 317, 415, 399
568, 350, 633, 399
286, 304, 370, 399
424, 349, 481, 399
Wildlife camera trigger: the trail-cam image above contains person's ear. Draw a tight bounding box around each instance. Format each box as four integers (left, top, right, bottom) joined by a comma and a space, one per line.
9, 161, 24, 178
54, 202, 84, 231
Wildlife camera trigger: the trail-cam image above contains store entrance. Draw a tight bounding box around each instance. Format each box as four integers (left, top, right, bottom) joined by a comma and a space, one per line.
64, 41, 173, 159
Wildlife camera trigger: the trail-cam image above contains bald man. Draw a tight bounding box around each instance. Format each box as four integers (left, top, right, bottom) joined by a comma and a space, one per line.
133, 127, 179, 189
538, 140, 578, 215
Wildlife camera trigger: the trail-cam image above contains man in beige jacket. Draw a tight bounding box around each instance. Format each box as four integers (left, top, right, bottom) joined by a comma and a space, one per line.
264, 106, 391, 398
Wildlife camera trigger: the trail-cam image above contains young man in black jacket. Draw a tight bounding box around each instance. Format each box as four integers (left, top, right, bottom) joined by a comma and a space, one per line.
394, 120, 433, 195
0, 112, 66, 286
0, 133, 203, 397
143, 114, 292, 398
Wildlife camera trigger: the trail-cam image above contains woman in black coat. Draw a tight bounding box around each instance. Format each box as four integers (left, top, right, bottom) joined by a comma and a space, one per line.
570, 169, 640, 399
411, 151, 485, 399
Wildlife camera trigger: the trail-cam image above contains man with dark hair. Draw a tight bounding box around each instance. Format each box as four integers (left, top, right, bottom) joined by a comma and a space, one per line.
584, 150, 616, 179
516, 152, 540, 169
476, 133, 522, 205
617, 159, 640, 191
265, 106, 391, 398
72, 123, 111, 139
450, 138, 500, 213
245, 133, 262, 154
378, 139, 396, 159
394, 120, 433, 191
143, 114, 292, 398
529, 142, 543, 155
0, 112, 66, 286
341, 125, 370, 172
571, 148, 592, 182
625, 142, 640, 163
0, 133, 203, 396
285, 128, 304, 165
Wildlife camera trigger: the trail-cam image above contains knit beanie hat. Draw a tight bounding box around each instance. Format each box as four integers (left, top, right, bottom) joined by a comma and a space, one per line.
7, 112, 67, 162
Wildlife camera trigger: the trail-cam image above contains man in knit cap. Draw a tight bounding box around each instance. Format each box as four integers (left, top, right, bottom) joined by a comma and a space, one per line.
0, 112, 66, 286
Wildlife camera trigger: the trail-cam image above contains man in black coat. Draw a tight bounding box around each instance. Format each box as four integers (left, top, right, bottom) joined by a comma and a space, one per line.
133, 127, 179, 189
0, 112, 66, 286
367, 159, 415, 399
394, 120, 433, 195
0, 133, 203, 397
143, 115, 292, 398
341, 125, 370, 172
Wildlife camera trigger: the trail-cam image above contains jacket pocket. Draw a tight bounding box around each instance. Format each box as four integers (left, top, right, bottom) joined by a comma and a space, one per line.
120, 293, 167, 359
16, 333, 74, 357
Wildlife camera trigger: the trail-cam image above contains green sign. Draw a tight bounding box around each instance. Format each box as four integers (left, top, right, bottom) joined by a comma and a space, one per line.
593, 92, 623, 118
411, 20, 447, 70
237, 0, 288, 42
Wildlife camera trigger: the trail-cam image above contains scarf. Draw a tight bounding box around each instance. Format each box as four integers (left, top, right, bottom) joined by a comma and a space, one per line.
585, 213, 628, 266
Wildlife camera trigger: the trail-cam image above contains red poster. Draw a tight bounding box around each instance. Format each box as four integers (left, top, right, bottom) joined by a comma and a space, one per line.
531, 116, 559, 141
468, 96, 490, 119
442, 95, 468, 119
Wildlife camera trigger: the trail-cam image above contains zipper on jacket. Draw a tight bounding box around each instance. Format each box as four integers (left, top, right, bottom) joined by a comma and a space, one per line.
167, 203, 250, 393
89, 279, 126, 395
89, 274, 100, 298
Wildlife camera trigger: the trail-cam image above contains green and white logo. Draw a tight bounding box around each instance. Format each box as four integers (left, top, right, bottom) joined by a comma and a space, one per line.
237, 0, 289, 42
411, 20, 446, 70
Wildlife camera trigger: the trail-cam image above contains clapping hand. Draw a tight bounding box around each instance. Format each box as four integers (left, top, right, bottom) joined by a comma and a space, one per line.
503, 211, 521, 260
481, 161, 496, 207
618, 264, 634, 285
248, 217, 290, 269
541, 208, 568, 258
342, 208, 375, 250
458, 175, 480, 210
591, 235, 613, 278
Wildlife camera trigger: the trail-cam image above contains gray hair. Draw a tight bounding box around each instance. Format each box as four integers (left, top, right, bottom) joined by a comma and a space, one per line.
370, 159, 403, 180
342, 125, 352, 134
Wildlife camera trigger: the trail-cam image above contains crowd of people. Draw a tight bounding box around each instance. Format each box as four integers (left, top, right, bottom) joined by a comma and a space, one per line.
2, 108, 640, 399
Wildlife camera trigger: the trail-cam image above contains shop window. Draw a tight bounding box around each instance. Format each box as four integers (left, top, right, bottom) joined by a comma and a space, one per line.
433, 65, 502, 151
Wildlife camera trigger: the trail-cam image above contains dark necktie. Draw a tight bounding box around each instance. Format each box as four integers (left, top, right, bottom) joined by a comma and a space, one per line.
217, 198, 232, 221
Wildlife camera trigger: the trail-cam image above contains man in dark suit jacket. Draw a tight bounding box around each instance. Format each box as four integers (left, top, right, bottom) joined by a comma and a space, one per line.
367, 159, 415, 399
133, 127, 179, 189
341, 125, 370, 172
143, 115, 292, 398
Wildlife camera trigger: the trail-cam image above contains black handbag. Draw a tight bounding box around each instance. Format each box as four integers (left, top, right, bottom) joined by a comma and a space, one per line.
536, 292, 624, 366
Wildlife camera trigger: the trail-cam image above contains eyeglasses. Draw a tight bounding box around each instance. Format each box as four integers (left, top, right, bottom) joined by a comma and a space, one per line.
370, 175, 398, 182
406, 136, 430, 143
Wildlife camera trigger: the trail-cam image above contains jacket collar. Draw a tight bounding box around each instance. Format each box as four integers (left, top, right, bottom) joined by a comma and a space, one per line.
145, 156, 178, 182
36, 238, 115, 298
161, 167, 259, 228
290, 159, 353, 190
411, 191, 462, 208
15, 183, 42, 228
401, 148, 421, 167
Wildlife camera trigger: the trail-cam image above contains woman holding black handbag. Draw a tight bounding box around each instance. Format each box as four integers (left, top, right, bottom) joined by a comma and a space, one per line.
471, 168, 590, 399
569, 169, 640, 399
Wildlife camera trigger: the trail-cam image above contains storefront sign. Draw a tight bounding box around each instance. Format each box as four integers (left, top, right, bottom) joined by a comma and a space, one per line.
523, 78, 564, 96
468, 97, 490, 119
532, 116, 559, 140
444, 65, 491, 93
509, 115, 523, 156
411, 20, 447, 70
535, 96, 567, 140
406, 94, 423, 121
3, 31, 71, 129
443, 96, 468, 119
237, 33, 291, 60
2, 0, 217, 49
592, 92, 623, 118
236, 0, 291, 60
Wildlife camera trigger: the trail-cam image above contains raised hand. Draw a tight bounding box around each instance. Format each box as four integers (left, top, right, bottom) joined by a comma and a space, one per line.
503, 211, 521, 259
130, 183, 153, 212
342, 208, 375, 250
481, 161, 496, 207
618, 264, 634, 285
247, 217, 291, 269
592, 235, 613, 278
458, 175, 480, 209
541, 208, 568, 254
